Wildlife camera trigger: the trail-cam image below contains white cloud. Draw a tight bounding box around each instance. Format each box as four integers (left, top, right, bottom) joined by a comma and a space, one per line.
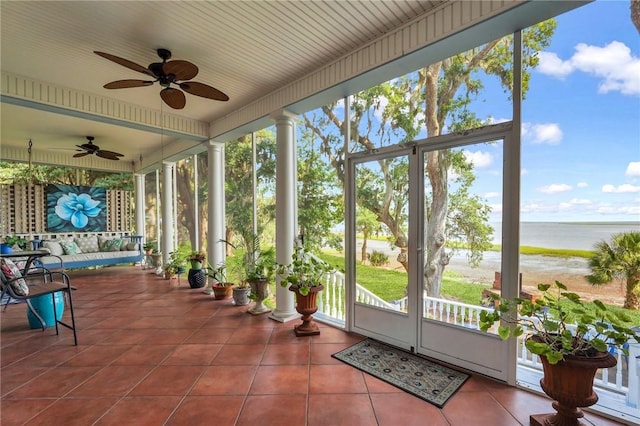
537, 51, 573, 78
568, 198, 592, 205
577, 182, 588, 188
595, 203, 640, 215
602, 184, 640, 193
522, 122, 563, 145
521, 168, 529, 176
626, 162, 640, 177
538, 41, 640, 96
463, 150, 493, 168
489, 203, 502, 214
484, 192, 500, 199
557, 199, 592, 211
538, 183, 572, 194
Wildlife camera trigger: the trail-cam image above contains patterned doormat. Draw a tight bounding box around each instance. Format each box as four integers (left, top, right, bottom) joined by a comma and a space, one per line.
332, 339, 469, 408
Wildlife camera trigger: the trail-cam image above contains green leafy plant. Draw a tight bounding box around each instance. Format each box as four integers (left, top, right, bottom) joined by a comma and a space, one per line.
3, 235, 27, 249
479, 281, 638, 364
276, 245, 333, 296
187, 251, 206, 263
164, 245, 190, 276
221, 234, 275, 288
207, 263, 234, 286
143, 241, 157, 253
367, 250, 389, 267
244, 235, 275, 283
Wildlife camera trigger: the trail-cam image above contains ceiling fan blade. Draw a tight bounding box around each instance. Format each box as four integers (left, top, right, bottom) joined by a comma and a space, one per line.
160, 87, 186, 109
96, 151, 121, 160
73, 152, 90, 158
98, 150, 124, 158
104, 79, 154, 89
163, 60, 198, 81
77, 143, 99, 151
94, 51, 154, 77
179, 81, 229, 101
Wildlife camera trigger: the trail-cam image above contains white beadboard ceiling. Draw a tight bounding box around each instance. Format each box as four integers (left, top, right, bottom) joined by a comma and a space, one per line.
0, 1, 582, 172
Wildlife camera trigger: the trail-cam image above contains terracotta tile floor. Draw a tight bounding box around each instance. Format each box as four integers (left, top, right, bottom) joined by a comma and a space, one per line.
1, 267, 624, 425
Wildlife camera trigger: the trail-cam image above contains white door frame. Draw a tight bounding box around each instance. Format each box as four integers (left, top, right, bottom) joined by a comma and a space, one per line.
345, 123, 519, 382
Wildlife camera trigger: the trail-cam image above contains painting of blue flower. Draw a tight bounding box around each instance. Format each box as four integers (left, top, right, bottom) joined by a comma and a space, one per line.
46, 185, 106, 231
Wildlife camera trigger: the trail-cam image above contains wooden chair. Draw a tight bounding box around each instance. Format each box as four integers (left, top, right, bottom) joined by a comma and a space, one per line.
0, 257, 78, 345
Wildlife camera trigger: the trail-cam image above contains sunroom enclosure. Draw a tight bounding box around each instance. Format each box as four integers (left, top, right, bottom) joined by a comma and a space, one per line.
133, 43, 638, 426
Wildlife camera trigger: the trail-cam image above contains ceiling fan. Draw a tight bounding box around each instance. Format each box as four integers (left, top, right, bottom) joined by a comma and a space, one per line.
73, 136, 124, 161
94, 48, 229, 110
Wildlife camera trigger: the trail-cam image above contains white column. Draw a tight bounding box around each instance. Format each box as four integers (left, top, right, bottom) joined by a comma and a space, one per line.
628, 340, 640, 408
193, 154, 200, 250
134, 173, 146, 240
155, 169, 161, 250
205, 141, 226, 294
269, 109, 299, 323
161, 161, 175, 267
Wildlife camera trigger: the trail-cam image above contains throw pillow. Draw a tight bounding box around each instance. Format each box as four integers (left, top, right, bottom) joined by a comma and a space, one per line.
120, 238, 131, 251
76, 236, 99, 253
101, 238, 122, 252
42, 241, 64, 256
0, 258, 29, 296
60, 240, 82, 255
126, 242, 139, 251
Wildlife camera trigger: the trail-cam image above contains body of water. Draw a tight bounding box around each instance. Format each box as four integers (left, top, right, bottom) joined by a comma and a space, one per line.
491, 222, 639, 251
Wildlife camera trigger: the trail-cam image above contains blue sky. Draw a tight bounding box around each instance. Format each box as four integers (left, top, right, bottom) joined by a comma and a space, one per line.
472, 0, 639, 223
303, 1, 639, 225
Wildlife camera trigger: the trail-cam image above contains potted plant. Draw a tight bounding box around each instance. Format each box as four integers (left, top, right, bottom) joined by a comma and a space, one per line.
479, 281, 638, 426
237, 234, 276, 314
246, 245, 275, 315
164, 246, 188, 280
220, 234, 275, 310
232, 278, 252, 306
187, 250, 206, 269
1, 235, 27, 253
143, 241, 156, 255
276, 244, 332, 336
207, 263, 235, 300
185, 251, 207, 288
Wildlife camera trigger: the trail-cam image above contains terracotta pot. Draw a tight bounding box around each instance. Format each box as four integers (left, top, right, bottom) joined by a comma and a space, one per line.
530, 338, 617, 426
289, 284, 323, 337
212, 283, 234, 300
248, 279, 271, 315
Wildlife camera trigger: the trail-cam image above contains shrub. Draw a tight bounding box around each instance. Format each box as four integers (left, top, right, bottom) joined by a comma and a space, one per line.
367, 250, 389, 267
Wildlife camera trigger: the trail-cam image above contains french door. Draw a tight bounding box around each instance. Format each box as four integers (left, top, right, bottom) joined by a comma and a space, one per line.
346, 124, 518, 381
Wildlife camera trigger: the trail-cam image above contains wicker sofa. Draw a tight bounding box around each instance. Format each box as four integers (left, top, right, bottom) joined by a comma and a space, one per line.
28, 232, 143, 270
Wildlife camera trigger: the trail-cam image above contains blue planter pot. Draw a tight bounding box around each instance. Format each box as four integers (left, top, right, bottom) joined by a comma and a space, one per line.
27, 292, 65, 329
188, 268, 207, 288
0, 243, 13, 254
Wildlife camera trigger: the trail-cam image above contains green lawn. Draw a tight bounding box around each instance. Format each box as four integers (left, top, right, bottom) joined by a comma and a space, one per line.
225, 249, 640, 325
317, 252, 640, 325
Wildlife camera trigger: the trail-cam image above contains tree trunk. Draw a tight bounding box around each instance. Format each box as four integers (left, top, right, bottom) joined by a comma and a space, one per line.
361, 237, 368, 265
624, 273, 640, 310
422, 63, 449, 298
632, 0, 640, 33
175, 163, 197, 248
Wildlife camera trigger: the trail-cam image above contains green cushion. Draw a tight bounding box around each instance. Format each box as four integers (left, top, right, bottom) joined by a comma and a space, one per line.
60, 240, 82, 255
101, 238, 122, 252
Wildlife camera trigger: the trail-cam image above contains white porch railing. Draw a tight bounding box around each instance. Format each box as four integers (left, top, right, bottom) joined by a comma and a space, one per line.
310, 257, 640, 414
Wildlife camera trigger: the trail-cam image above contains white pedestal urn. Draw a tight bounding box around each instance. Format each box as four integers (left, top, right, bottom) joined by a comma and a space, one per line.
248, 279, 271, 315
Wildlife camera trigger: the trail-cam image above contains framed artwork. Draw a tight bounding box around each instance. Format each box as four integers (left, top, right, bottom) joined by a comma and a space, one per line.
46, 184, 106, 232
